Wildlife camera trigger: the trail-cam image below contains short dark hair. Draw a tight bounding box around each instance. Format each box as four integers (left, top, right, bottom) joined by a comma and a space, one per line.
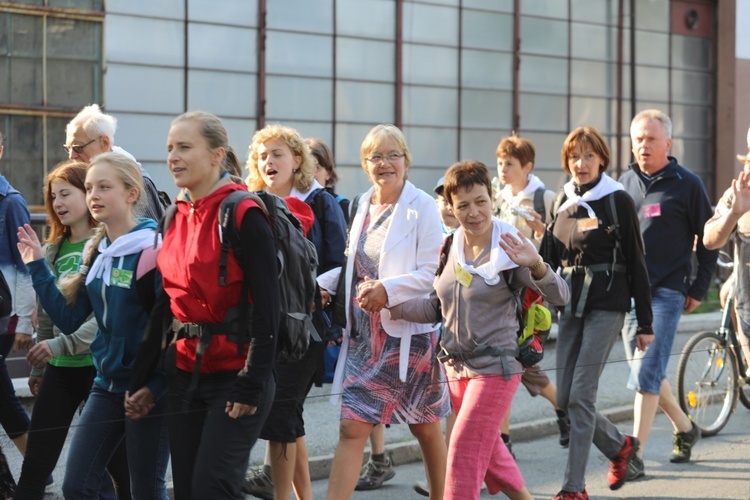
442, 160, 492, 207
561, 126, 610, 175
496, 134, 535, 167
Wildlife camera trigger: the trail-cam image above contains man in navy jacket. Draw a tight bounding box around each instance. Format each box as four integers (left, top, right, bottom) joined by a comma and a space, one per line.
619, 109, 717, 480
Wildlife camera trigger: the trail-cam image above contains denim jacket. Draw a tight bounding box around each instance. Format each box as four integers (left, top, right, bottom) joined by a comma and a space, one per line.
0, 175, 35, 334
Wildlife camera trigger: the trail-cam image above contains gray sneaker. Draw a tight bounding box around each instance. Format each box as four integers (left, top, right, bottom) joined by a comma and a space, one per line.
242, 466, 273, 500
355, 454, 396, 491
626, 455, 645, 481
669, 422, 701, 463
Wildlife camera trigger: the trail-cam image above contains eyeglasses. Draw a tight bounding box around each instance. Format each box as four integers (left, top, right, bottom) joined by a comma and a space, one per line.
63, 137, 99, 155
366, 153, 405, 164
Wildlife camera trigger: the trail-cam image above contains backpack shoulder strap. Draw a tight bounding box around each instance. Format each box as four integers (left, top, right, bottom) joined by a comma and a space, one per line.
551, 190, 567, 217
501, 269, 526, 338
155, 204, 178, 248
435, 233, 454, 277
604, 192, 621, 242
218, 191, 263, 287
534, 188, 547, 224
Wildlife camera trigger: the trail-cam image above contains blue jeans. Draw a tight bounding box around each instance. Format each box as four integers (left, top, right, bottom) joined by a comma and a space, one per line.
622, 287, 685, 394
63, 386, 169, 500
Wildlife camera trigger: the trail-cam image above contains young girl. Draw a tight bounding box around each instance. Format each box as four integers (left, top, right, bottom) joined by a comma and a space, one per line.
16, 152, 169, 500
129, 111, 279, 499
15, 160, 129, 500
244, 125, 346, 500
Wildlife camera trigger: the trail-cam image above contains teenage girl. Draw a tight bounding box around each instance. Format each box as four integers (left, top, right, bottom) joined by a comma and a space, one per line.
15, 160, 129, 499
17, 152, 169, 499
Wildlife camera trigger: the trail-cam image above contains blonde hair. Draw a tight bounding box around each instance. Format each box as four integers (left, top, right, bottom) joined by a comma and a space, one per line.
44, 160, 97, 244
359, 124, 412, 177
171, 111, 242, 181
58, 152, 143, 304
245, 124, 315, 192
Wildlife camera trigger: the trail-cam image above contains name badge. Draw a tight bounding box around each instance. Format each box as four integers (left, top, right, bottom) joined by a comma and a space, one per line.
110, 268, 133, 289
577, 217, 599, 232
643, 203, 661, 218
455, 264, 473, 288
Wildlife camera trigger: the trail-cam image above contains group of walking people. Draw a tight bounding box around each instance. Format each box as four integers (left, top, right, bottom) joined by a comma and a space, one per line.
0, 104, 724, 500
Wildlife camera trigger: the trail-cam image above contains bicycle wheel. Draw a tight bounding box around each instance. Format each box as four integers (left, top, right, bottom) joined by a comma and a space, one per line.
676, 330, 739, 436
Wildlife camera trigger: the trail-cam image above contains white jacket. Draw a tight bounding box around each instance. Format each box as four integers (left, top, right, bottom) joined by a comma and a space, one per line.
319, 180, 442, 402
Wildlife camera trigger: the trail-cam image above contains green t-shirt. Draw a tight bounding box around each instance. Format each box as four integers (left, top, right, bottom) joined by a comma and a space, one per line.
48, 238, 94, 368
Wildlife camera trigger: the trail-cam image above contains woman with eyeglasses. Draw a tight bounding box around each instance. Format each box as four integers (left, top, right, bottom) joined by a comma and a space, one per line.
318, 124, 450, 500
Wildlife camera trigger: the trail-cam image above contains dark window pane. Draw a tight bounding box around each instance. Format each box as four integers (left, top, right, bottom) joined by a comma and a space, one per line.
671, 104, 710, 139
671, 70, 711, 105
47, 17, 101, 60
9, 14, 43, 57
47, 60, 100, 108
672, 35, 711, 70
3, 115, 45, 206
10, 58, 43, 106
48, 0, 104, 10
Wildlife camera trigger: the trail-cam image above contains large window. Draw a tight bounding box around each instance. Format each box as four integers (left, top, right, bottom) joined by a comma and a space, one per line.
0, 2, 104, 207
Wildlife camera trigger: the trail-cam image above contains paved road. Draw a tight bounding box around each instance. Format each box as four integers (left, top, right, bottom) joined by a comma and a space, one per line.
7, 312, 749, 499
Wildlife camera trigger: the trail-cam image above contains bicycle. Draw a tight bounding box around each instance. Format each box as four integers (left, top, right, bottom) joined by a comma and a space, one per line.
676, 251, 750, 436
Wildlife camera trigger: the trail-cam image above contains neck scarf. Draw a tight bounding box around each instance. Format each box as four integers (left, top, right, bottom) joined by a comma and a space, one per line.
289, 179, 324, 202
501, 173, 545, 207
557, 173, 624, 218
453, 218, 519, 285
86, 228, 157, 286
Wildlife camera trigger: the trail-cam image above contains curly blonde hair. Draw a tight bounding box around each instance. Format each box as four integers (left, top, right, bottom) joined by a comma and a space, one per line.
245, 124, 315, 192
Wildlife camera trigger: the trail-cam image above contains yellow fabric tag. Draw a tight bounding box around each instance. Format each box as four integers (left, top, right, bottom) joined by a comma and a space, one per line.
577, 217, 599, 232
455, 264, 473, 288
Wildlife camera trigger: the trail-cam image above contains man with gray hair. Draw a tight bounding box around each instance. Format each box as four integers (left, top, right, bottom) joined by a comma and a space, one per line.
619, 109, 717, 480
64, 104, 165, 220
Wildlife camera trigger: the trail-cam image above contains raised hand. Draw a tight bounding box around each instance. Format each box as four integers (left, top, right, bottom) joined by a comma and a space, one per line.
498, 230, 540, 268
16, 224, 44, 264
730, 170, 750, 216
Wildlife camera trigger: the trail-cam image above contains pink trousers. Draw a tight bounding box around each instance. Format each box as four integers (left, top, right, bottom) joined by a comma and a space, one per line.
445, 373, 524, 499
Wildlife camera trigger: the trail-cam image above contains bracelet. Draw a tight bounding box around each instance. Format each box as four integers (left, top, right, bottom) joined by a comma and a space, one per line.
530, 256, 544, 273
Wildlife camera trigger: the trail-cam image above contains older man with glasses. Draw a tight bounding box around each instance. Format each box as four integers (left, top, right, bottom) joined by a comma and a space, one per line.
64, 104, 166, 220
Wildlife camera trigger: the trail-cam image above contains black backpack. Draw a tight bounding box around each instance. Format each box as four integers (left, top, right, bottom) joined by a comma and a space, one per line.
159, 190, 320, 364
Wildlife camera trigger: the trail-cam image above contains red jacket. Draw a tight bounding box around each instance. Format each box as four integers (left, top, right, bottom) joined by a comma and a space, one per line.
158, 183, 266, 374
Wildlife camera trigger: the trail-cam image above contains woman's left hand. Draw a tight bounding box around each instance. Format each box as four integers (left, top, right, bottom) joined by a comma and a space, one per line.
525, 210, 546, 239
499, 231, 540, 268
356, 277, 389, 313
225, 401, 257, 419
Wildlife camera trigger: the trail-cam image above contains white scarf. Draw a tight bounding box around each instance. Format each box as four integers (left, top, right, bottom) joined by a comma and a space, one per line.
86, 228, 157, 286
557, 173, 624, 218
453, 218, 519, 285
500, 173, 545, 207
289, 179, 324, 203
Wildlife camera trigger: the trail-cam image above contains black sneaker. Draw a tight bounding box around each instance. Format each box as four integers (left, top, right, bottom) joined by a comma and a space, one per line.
626, 455, 645, 481
669, 422, 701, 463
557, 411, 570, 448
413, 480, 429, 497
355, 454, 396, 491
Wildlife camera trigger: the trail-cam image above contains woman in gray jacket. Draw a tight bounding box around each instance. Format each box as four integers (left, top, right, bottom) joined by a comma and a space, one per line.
390, 160, 568, 500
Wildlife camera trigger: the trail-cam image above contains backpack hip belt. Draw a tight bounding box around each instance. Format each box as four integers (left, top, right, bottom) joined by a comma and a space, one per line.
437, 342, 518, 380
562, 263, 627, 318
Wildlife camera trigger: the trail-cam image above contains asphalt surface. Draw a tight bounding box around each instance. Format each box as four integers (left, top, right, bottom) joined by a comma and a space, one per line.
6, 311, 750, 499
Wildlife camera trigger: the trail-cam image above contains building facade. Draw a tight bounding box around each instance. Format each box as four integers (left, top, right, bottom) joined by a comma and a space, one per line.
0, 0, 744, 206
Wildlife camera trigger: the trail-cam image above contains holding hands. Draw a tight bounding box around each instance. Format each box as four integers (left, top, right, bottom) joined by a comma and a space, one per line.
16, 224, 44, 264
356, 277, 388, 313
